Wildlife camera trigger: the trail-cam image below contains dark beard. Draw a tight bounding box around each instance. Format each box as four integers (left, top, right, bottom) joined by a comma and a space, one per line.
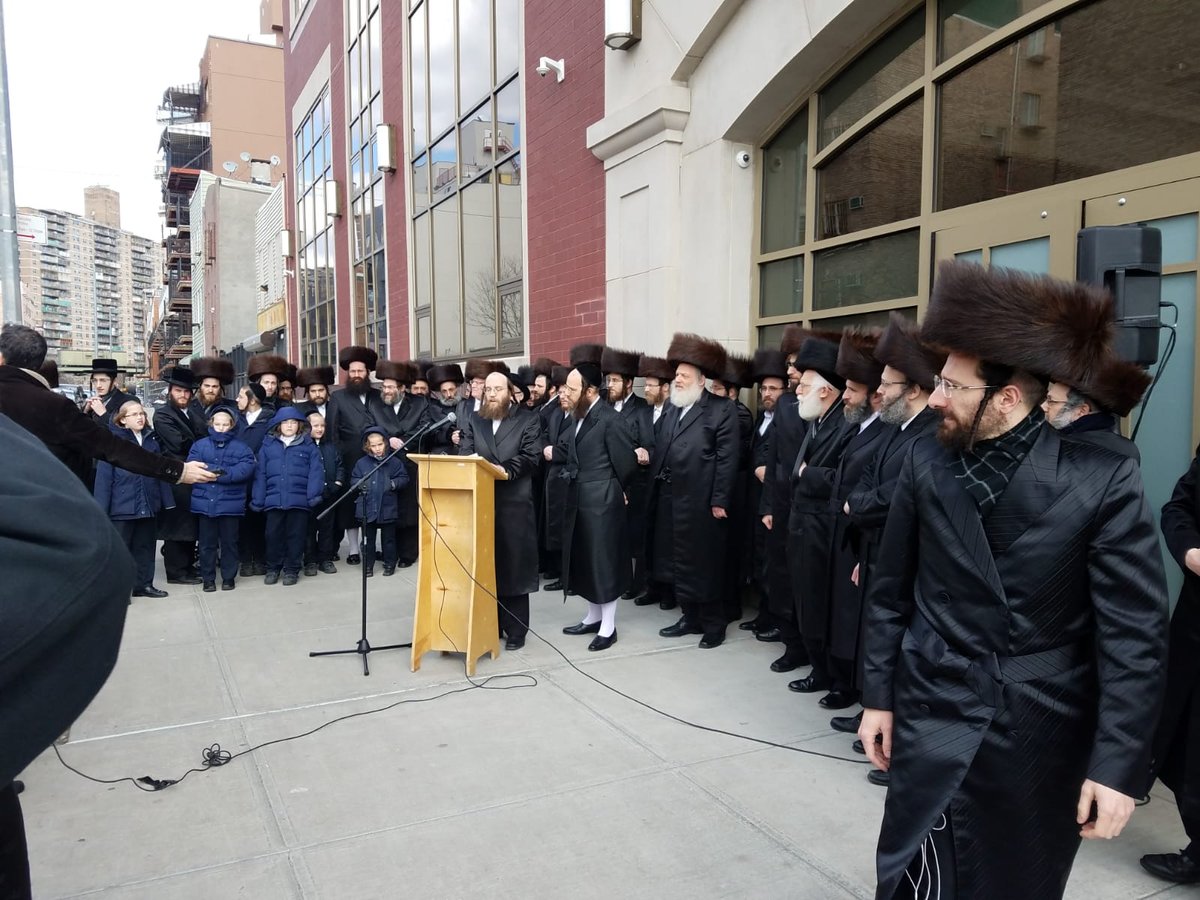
347, 377, 368, 395
479, 399, 509, 421
936, 399, 1001, 452
571, 394, 591, 420
843, 397, 869, 425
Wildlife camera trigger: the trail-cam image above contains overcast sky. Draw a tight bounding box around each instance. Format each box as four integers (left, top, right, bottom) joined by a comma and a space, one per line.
5, 0, 275, 241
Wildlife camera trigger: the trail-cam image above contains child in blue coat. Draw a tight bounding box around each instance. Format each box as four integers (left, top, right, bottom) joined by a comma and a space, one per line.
252, 407, 324, 585
351, 426, 409, 576
188, 405, 257, 591
94, 400, 176, 599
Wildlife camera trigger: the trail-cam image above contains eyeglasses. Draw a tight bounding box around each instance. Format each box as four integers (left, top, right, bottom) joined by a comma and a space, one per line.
878, 379, 910, 389
1043, 398, 1068, 408
483, 386, 507, 395
933, 375, 997, 397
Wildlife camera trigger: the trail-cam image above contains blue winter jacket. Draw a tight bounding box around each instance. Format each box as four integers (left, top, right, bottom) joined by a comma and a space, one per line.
93, 427, 176, 520
187, 427, 257, 517
352, 453, 409, 524
252, 410, 324, 512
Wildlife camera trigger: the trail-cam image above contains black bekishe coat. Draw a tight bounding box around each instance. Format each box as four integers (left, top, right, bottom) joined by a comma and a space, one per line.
459, 406, 545, 597
560, 400, 637, 603
645, 389, 739, 605
862, 426, 1169, 899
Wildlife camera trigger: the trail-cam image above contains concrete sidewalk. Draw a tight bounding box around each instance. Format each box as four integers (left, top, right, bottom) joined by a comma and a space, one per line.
21, 552, 1192, 899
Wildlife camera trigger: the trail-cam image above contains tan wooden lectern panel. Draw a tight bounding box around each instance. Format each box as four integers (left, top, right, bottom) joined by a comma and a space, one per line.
407, 454, 500, 675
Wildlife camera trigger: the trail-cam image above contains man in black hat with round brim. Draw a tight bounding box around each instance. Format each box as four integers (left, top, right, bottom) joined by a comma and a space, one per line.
154, 365, 210, 584
328, 345, 381, 562
84, 357, 135, 426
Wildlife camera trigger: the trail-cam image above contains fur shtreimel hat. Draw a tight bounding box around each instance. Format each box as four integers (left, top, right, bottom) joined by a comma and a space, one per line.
427, 363, 464, 387
281, 363, 298, 386
296, 365, 335, 388
638, 355, 675, 382
38, 359, 59, 388
1072, 354, 1152, 417
569, 343, 605, 368
338, 345, 379, 372
873, 312, 943, 393
550, 365, 572, 388
376, 360, 417, 385
533, 357, 558, 378
601, 347, 642, 378
414, 358, 434, 383
922, 261, 1114, 385
796, 336, 845, 391
719, 353, 754, 390
780, 323, 844, 358
515, 364, 537, 389
465, 358, 510, 381
752, 348, 788, 384
667, 333, 727, 380
836, 329, 884, 391
191, 357, 235, 386
247, 354, 290, 380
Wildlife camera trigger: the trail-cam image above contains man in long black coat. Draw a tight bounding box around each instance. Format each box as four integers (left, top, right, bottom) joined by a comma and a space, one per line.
648, 333, 739, 648
1142, 447, 1200, 883
459, 372, 544, 650
1042, 353, 1148, 463
711, 354, 755, 624
740, 349, 786, 634
860, 262, 1168, 898
154, 365, 209, 584
190, 357, 236, 420
559, 362, 637, 651
601, 347, 654, 601
327, 345, 380, 563
539, 365, 573, 590
83, 357, 135, 427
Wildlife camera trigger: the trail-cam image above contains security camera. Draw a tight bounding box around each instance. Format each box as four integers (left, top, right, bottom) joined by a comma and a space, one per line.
736, 150, 752, 169
536, 57, 565, 82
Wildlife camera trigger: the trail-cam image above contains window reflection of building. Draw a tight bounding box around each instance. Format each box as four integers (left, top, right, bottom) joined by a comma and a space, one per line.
408, 0, 524, 360
295, 88, 336, 367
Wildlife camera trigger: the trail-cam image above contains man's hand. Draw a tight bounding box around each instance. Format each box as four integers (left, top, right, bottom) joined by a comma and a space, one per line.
491, 462, 508, 481
762, 514, 773, 530
451, 429, 461, 446
843, 501, 850, 515
389, 436, 403, 451
754, 465, 766, 483
86, 396, 106, 417
859, 709, 893, 772
179, 461, 218, 484
850, 563, 859, 586
712, 506, 727, 519
1077, 780, 1135, 840
542, 445, 553, 462
635, 447, 650, 465
1186, 548, 1200, 577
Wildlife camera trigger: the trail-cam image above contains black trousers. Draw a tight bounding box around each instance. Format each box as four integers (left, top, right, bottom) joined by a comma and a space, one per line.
363, 522, 397, 571
802, 635, 831, 684
679, 600, 726, 636
239, 509, 267, 566
113, 518, 158, 589
305, 509, 338, 564
827, 653, 857, 695
265, 509, 308, 575
397, 523, 419, 565
198, 516, 240, 583
0, 782, 30, 900
162, 539, 196, 580
1180, 804, 1200, 859
498, 593, 529, 641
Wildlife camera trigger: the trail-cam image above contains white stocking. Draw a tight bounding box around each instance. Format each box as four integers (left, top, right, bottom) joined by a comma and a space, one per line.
581, 601, 602, 625
598, 600, 617, 638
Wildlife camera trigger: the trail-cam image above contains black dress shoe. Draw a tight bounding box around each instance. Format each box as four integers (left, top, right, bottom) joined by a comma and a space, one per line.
319, 561, 337, 574
382, 565, 396, 576
659, 619, 703, 638
852, 739, 865, 755
505, 636, 526, 651
544, 579, 564, 591
166, 576, 202, 585
634, 595, 658, 606
770, 654, 804, 673
588, 631, 618, 651
621, 589, 647, 602
565, 588, 578, 596
132, 586, 169, 598
221, 580, 235, 591
867, 769, 891, 787
347, 554, 361, 565
203, 582, 216, 593
698, 632, 725, 649
830, 711, 863, 733
562, 621, 601, 635
738, 620, 763, 632
788, 674, 831, 693
658, 600, 677, 611
819, 690, 859, 710
398, 560, 414, 568
755, 627, 783, 643
1142, 851, 1200, 884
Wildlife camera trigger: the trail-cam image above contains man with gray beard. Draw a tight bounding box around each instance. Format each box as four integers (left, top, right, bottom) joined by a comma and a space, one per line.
1041, 351, 1146, 462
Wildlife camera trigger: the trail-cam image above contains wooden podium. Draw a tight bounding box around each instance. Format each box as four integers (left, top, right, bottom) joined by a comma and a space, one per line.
407, 454, 501, 675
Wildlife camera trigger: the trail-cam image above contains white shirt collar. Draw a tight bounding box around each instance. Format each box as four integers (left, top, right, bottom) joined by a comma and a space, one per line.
246, 407, 262, 425
900, 407, 924, 431
858, 411, 880, 434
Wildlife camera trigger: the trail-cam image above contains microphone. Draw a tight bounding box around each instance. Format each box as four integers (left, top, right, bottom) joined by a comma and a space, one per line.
400, 410, 456, 450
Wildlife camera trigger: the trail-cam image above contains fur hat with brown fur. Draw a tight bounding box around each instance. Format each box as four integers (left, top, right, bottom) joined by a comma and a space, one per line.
874, 312, 943, 393
667, 333, 727, 380
601, 347, 642, 378
719, 353, 754, 390
296, 366, 335, 388
796, 336, 845, 391
427, 363, 464, 387
569, 343, 605, 367
247, 354, 290, 381
191, 356, 235, 385
414, 359, 434, 384
281, 363, 298, 386
376, 360, 417, 385
836, 329, 884, 391
752, 349, 788, 384
339, 345, 379, 371
533, 357, 558, 378
638, 355, 674, 382
1072, 354, 1151, 417
923, 261, 1114, 384
551, 365, 571, 388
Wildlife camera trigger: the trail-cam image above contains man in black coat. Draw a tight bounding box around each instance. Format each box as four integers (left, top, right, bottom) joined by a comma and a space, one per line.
559, 360, 637, 651
648, 333, 739, 648
786, 335, 854, 695
294, 365, 336, 422
83, 357, 135, 426
632, 355, 674, 607
601, 346, 654, 602
1144, 446, 1200, 883
154, 365, 210, 584
0, 412, 134, 899
460, 372, 545, 650
327, 345, 381, 563
1042, 353, 1148, 462
539, 365, 573, 590
710, 354, 755, 624
859, 262, 1168, 898
190, 357, 236, 420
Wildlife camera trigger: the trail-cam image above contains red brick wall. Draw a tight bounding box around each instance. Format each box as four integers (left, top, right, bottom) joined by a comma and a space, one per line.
524, 0, 607, 363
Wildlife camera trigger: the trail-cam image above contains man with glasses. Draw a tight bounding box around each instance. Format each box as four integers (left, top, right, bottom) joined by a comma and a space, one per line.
858, 261, 1167, 898
1041, 356, 1146, 461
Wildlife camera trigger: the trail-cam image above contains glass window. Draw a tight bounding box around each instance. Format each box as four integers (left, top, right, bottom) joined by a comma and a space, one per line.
940, 0, 1056, 61
759, 256, 803, 317
411, 4, 428, 154
938, 0, 1200, 211
459, 0, 491, 115
813, 230, 919, 309
495, 0, 519, 78
296, 90, 336, 367
462, 179, 496, 352
413, 153, 431, 214
369, 11, 382, 99
431, 129, 458, 198
761, 107, 807, 253
811, 307, 916, 331
428, 0, 455, 138
461, 101, 493, 182
817, 98, 922, 239
818, 9, 924, 149
497, 154, 522, 273
495, 78, 521, 158
414, 213, 432, 308
432, 194, 462, 356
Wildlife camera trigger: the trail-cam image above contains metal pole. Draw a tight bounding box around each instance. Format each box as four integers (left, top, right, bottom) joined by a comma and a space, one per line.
0, 0, 21, 323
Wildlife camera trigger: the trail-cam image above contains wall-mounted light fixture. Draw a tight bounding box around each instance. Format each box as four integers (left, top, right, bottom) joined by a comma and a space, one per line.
604, 0, 642, 50
279, 228, 293, 258
376, 124, 397, 173
325, 179, 342, 217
